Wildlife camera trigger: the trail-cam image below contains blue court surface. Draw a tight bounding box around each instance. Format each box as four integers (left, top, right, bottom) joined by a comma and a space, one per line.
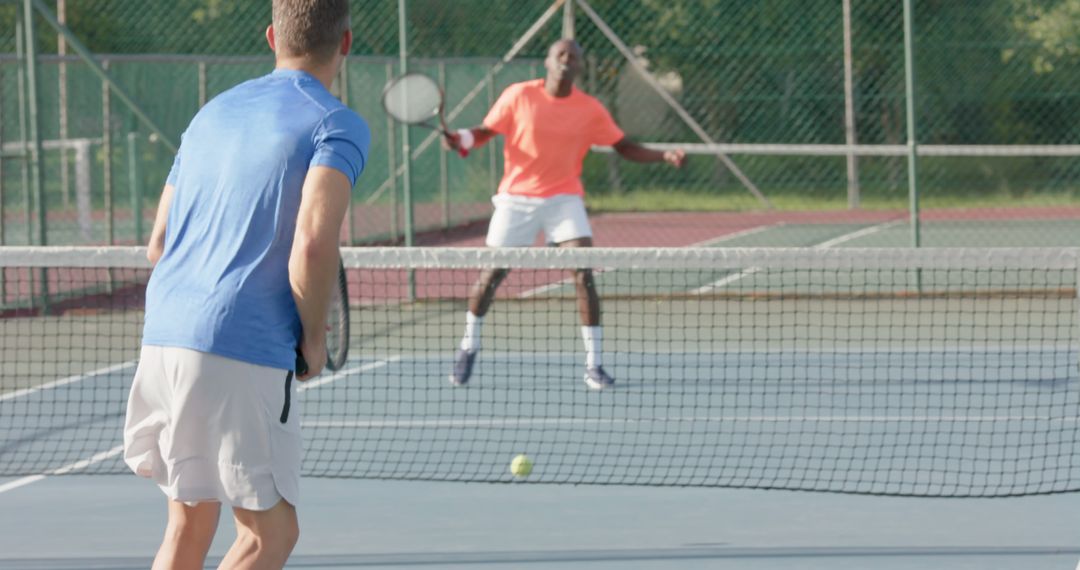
1, 472, 1080, 569
3, 348, 1080, 569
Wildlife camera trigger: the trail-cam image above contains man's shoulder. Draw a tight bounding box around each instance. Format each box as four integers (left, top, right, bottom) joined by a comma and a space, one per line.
502, 79, 545, 98
572, 88, 608, 111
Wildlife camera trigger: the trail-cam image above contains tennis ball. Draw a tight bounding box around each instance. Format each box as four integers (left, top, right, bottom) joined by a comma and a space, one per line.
510, 454, 533, 477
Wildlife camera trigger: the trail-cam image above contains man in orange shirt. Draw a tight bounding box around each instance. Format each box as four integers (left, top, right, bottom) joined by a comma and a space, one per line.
444, 39, 685, 390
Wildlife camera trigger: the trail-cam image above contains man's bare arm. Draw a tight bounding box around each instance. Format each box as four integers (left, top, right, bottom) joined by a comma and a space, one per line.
613, 138, 686, 167
289, 166, 351, 380
147, 184, 175, 266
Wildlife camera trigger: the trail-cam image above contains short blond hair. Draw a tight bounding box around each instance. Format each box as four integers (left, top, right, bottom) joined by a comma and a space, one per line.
272, 0, 350, 60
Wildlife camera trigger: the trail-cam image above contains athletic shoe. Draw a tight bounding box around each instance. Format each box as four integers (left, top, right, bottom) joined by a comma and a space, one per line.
584, 366, 615, 390
450, 349, 478, 386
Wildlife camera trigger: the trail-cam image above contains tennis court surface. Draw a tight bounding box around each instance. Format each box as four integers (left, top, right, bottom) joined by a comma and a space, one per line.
3, 218, 1080, 568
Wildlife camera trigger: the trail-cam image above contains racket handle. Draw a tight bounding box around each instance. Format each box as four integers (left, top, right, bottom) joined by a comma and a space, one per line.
295, 348, 308, 376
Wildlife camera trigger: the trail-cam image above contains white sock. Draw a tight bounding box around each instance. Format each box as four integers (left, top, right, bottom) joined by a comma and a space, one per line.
581, 326, 602, 368
460, 312, 483, 351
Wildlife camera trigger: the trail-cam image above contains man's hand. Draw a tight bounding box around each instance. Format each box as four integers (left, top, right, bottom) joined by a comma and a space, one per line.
297, 335, 327, 381
663, 149, 686, 168
441, 130, 464, 153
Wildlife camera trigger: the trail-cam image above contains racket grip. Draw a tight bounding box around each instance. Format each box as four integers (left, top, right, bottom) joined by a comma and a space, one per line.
295, 348, 308, 376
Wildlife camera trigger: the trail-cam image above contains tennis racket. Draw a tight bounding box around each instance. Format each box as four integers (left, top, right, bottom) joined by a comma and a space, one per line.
295, 258, 350, 375
382, 73, 468, 157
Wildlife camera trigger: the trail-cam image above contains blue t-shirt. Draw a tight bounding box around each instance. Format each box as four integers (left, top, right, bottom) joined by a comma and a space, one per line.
142, 68, 370, 370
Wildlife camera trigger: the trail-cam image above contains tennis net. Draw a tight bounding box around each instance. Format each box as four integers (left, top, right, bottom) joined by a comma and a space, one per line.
2, 246, 1079, 496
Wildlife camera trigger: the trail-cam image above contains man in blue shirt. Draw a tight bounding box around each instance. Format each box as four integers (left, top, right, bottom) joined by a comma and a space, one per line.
122, 1, 369, 568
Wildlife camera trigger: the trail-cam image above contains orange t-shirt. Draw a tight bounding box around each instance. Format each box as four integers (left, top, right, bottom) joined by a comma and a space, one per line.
483, 79, 624, 198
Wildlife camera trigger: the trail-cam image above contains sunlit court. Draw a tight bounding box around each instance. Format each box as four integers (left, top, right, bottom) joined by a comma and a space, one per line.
3, 1, 1080, 569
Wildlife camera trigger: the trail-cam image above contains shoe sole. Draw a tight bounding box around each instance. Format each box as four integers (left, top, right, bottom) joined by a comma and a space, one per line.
583, 375, 612, 390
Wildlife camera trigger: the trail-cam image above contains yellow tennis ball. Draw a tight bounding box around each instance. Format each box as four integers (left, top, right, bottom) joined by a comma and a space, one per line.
510, 454, 533, 477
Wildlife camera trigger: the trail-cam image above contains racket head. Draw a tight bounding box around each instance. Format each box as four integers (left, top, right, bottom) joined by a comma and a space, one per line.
324, 259, 350, 371
382, 73, 444, 126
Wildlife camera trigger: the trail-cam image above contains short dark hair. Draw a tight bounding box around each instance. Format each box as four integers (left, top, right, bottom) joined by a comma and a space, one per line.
272, 0, 350, 60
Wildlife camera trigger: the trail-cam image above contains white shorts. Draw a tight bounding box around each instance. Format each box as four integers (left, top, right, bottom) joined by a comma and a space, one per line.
486, 194, 592, 247
123, 346, 301, 510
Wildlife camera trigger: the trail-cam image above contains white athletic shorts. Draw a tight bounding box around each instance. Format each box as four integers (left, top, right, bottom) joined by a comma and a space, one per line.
485, 194, 592, 247
123, 345, 301, 510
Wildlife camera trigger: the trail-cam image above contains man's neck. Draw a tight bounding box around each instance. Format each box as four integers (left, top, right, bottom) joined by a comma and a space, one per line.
544, 77, 573, 98
275, 57, 338, 91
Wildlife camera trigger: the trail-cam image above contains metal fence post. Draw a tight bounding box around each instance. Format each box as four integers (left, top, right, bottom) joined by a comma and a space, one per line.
903, 0, 920, 249
198, 60, 207, 108
438, 60, 450, 231
24, 0, 44, 247
398, 0, 414, 248
398, 0, 415, 299
386, 62, 399, 242
487, 77, 497, 195
339, 59, 356, 246
103, 59, 113, 245
23, 0, 47, 310
843, 0, 860, 209
128, 132, 143, 245
15, 12, 30, 247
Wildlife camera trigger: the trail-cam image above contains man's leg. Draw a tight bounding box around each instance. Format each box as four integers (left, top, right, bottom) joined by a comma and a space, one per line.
451, 268, 509, 385
218, 499, 299, 570
558, 237, 613, 389
152, 500, 220, 570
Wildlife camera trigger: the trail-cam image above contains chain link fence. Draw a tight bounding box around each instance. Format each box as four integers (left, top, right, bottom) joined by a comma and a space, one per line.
0, 0, 1078, 247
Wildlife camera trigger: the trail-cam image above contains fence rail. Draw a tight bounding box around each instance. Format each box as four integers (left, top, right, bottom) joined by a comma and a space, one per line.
0, 0, 1077, 248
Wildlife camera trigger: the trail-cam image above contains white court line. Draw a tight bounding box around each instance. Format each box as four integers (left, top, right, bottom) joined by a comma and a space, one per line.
688, 222, 785, 247
0, 444, 124, 495
298, 356, 401, 392
518, 223, 786, 299
0, 360, 137, 402
304, 414, 1080, 429
693, 219, 905, 294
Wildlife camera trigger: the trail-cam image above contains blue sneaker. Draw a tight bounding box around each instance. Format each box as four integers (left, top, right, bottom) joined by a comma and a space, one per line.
584, 366, 615, 390
450, 349, 479, 386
